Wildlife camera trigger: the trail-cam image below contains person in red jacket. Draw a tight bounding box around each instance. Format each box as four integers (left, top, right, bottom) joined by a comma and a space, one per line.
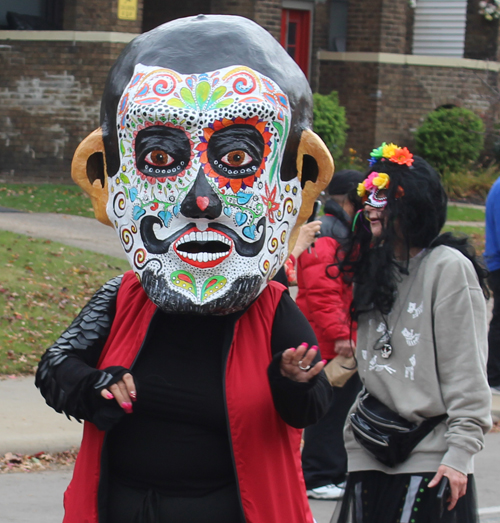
296, 170, 364, 500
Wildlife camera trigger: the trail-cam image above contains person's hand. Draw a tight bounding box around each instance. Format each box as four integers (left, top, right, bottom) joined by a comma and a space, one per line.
280, 342, 326, 383
101, 373, 137, 414
334, 339, 355, 358
291, 221, 322, 259
428, 464, 468, 511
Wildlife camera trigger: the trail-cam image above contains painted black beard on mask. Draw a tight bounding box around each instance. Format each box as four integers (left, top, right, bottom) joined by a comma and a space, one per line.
140, 217, 267, 257
141, 269, 263, 315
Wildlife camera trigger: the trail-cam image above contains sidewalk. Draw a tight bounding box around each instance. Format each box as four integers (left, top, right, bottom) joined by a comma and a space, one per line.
0, 376, 82, 455
0, 208, 125, 260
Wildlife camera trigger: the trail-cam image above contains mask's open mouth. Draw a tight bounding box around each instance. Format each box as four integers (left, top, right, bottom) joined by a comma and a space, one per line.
173, 228, 233, 268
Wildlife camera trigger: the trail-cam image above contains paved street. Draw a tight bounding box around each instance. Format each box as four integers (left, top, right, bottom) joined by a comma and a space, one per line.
0, 437, 499, 523
0, 468, 72, 523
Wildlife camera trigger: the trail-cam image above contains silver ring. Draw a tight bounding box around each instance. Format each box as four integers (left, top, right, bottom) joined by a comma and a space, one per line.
298, 361, 311, 371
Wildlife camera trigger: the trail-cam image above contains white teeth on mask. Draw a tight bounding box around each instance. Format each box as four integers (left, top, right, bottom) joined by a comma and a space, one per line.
180, 251, 229, 262
176, 231, 231, 246
175, 231, 232, 261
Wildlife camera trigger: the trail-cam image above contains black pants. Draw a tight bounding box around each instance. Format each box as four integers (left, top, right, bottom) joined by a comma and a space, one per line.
107, 480, 243, 523
488, 269, 500, 387
302, 373, 362, 489
332, 471, 478, 523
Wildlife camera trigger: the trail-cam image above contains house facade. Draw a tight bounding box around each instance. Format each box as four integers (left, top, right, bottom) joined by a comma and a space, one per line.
1, 0, 500, 179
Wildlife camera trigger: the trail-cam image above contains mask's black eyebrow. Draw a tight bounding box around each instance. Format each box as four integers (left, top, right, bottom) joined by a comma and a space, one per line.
134, 125, 191, 157
207, 125, 264, 159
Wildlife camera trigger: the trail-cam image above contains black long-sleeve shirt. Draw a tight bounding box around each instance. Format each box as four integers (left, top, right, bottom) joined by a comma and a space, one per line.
36, 276, 332, 496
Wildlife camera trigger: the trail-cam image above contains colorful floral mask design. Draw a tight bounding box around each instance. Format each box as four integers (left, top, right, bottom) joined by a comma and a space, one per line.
108, 64, 299, 314
358, 142, 413, 208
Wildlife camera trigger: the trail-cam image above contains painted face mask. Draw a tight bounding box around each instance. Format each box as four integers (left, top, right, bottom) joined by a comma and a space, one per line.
357, 143, 413, 209
108, 64, 299, 314
357, 172, 390, 208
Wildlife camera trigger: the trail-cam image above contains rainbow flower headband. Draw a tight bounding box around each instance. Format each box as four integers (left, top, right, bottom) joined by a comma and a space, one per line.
357, 142, 413, 208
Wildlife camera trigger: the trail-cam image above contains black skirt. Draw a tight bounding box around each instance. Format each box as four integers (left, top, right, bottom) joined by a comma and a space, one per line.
331, 471, 478, 523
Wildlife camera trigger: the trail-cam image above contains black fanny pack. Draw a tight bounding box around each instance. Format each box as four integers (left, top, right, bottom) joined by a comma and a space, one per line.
350, 392, 446, 467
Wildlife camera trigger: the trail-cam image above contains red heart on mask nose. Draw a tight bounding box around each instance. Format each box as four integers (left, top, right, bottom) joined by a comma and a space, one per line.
196, 196, 210, 211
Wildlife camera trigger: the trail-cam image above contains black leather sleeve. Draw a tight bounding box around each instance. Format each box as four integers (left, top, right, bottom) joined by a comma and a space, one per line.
267, 292, 333, 428
35, 275, 128, 428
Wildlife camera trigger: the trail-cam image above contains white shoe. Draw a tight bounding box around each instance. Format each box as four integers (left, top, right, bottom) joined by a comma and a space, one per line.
306, 484, 345, 500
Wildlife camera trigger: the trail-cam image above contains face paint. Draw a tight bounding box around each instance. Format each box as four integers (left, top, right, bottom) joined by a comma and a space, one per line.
358, 172, 390, 209
366, 188, 388, 209
108, 64, 299, 314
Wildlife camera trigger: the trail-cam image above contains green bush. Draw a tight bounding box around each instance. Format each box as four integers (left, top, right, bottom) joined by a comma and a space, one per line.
415, 107, 485, 173
313, 91, 349, 159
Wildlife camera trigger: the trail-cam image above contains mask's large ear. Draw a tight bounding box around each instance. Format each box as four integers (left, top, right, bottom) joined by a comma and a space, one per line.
288, 129, 334, 253
71, 128, 112, 227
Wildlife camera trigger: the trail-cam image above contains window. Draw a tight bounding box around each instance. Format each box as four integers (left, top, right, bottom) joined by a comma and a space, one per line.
328, 0, 348, 52
413, 0, 467, 57
0, 0, 62, 29
1, 0, 44, 28
281, 8, 311, 78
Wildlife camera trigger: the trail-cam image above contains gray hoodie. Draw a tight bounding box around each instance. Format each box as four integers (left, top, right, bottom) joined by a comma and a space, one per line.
345, 245, 492, 475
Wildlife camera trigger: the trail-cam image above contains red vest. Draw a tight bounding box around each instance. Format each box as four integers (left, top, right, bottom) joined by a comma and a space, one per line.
63, 272, 314, 523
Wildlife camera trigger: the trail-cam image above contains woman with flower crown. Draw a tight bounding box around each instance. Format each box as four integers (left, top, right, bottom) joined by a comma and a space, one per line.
331, 144, 492, 523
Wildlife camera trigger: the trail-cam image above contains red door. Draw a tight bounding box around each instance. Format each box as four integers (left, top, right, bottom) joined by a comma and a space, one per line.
280, 9, 311, 78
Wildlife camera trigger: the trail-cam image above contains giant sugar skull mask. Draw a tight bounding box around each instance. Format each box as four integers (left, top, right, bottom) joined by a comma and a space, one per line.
71, 15, 333, 315
109, 63, 298, 313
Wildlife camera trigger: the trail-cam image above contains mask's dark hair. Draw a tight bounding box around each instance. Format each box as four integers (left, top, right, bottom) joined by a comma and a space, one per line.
339, 155, 489, 319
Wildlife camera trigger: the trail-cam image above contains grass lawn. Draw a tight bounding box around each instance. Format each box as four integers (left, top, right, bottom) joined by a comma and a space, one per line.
442, 225, 485, 253
447, 205, 485, 223
0, 231, 129, 375
0, 184, 94, 218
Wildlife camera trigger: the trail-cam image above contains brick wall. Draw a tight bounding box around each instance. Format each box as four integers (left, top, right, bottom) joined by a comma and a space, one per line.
254, 0, 282, 40
310, 1, 329, 92
346, 0, 383, 52
63, 0, 144, 33
346, 0, 410, 54
0, 40, 127, 181
376, 64, 498, 151
318, 61, 380, 157
318, 59, 500, 158
380, 0, 408, 54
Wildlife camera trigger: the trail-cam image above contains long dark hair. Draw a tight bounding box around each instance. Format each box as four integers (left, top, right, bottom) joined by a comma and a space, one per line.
339, 155, 489, 320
